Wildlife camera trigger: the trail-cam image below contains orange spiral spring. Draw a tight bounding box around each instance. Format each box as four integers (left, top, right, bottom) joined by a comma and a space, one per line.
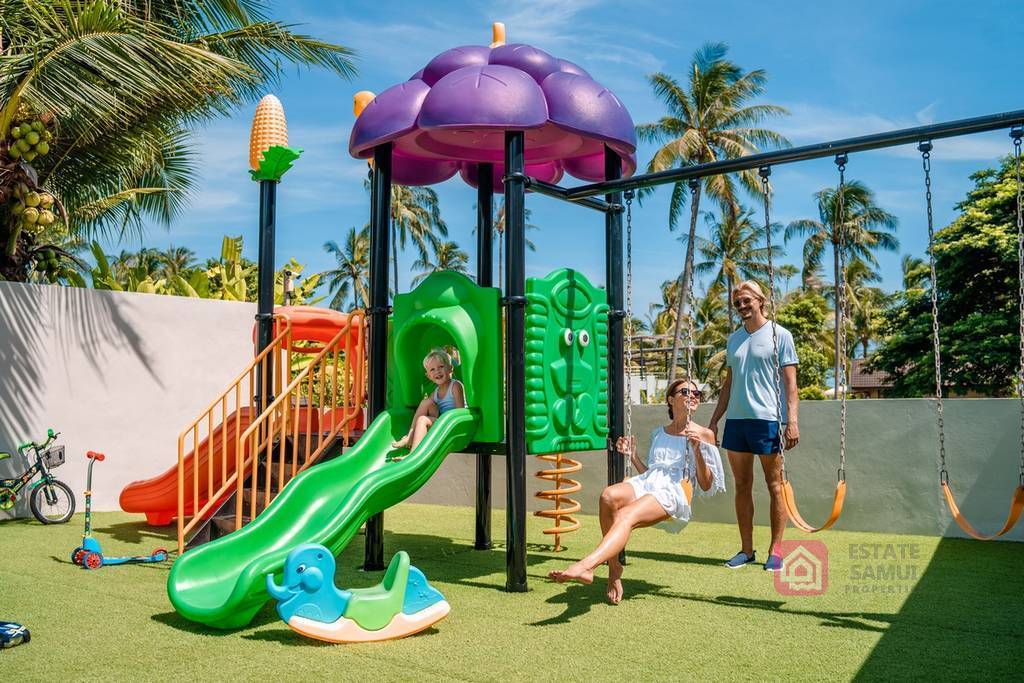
533, 453, 582, 551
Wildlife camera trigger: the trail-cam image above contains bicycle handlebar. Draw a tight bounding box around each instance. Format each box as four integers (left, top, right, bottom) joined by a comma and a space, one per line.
86, 451, 105, 462
18, 429, 60, 452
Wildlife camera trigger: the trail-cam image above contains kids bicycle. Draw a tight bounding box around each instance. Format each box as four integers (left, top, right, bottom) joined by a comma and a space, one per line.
0, 428, 75, 524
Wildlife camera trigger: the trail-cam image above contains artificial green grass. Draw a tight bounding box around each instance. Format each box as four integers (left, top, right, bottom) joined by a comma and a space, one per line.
1, 504, 1021, 681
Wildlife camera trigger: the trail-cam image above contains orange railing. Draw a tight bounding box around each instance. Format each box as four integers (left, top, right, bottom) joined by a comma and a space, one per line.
234, 311, 366, 529
176, 315, 292, 553
176, 311, 366, 553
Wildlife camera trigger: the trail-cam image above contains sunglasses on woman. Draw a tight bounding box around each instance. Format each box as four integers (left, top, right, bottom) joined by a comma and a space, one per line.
670, 388, 702, 399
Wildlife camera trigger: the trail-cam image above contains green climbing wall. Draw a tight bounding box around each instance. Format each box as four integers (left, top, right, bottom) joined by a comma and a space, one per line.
525, 268, 609, 454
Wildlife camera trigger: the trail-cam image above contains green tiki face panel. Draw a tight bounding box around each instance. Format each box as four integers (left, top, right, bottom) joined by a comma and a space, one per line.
525, 268, 609, 454
388, 271, 503, 443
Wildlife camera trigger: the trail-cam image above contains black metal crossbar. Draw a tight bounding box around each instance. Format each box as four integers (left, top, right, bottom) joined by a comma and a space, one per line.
534, 108, 1024, 202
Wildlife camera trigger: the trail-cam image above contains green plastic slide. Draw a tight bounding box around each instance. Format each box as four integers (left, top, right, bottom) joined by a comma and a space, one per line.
167, 408, 478, 629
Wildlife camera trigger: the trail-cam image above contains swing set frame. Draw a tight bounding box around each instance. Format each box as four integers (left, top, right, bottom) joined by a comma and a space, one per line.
361, 108, 1024, 593
521, 109, 1024, 544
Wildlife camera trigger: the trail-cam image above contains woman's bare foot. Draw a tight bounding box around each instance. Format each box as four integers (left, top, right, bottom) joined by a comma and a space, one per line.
547, 561, 594, 585
392, 436, 409, 449
606, 562, 624, 604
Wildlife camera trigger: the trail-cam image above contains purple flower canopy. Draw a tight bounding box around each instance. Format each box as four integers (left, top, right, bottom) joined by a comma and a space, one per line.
349, 43, 636, 190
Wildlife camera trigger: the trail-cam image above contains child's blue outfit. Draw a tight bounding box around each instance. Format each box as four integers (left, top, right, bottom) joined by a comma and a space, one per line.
433, 380, 463, 414
626, 427, 726, 533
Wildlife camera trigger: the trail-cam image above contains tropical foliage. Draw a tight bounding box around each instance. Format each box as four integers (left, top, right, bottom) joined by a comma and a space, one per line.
0, 0, 355, 281
637, 42, 789, 378
89, 235, 322, 304
412, 239, 470, 286
785, 180, 898, 383
323, 227, 369, 311
382, 184, 447, 295
870, 156, 1023, 396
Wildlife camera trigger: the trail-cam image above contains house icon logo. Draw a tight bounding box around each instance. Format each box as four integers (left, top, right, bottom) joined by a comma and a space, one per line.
774, 540, 828, 596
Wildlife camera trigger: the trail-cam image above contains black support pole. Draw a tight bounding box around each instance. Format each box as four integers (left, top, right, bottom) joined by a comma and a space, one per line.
475, 162, 494, 551
504, 132, 527, 592
254, 179, 277, 410
364, 143, 392, 572
604, 147, 625, 519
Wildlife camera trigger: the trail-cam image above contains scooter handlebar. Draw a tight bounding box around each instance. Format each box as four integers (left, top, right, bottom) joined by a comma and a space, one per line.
86, 451, 105, 462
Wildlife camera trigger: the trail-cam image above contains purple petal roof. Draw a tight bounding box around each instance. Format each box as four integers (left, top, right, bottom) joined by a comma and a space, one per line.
350, 42, 635, 186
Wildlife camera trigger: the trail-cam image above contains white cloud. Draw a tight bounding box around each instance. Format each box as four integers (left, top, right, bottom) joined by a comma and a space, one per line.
915, 101, 939, 125
485, 0, 604, 50
189, 188, 245, 212
776, 102, 1011, 162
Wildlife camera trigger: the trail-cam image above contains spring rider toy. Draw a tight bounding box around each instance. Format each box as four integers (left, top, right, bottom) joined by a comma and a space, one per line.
266, 544, 449, 642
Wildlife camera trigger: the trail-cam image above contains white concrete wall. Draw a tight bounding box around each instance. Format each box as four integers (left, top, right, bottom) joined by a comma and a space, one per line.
0, 281, 256, 517
412, 400, 1024, 541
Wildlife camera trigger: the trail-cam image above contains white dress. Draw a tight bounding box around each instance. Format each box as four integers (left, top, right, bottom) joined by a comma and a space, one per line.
626, 427, 727, 533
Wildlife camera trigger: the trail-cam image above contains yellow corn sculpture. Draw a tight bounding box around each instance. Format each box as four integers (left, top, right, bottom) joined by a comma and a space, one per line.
249, 94, 289, 172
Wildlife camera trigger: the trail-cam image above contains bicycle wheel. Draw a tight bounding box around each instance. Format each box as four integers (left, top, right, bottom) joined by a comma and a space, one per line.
30, 479, 75, 524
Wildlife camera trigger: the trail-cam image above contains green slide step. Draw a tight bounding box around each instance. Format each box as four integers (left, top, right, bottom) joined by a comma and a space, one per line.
167, 408, 478, 629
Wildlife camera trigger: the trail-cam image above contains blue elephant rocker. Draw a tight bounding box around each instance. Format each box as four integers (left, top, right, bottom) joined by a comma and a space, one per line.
266, 544, 450, 643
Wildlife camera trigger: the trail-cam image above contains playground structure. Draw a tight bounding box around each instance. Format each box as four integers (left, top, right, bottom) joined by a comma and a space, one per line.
345, 24, 1024, 589
164, 265, 614, 628
104, 23, 1024, 630
119, 306, 366, 552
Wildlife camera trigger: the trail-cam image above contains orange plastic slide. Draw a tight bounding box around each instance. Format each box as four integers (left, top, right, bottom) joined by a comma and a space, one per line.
119, 408, 257, 526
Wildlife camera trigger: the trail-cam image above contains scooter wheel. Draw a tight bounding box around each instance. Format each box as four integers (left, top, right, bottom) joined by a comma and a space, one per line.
152, 548, 168, 561
83, 552, 103, 570
71, 547, 86, 565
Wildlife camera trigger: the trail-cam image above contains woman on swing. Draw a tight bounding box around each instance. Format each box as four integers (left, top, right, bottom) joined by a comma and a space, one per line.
548, 378, 725, 603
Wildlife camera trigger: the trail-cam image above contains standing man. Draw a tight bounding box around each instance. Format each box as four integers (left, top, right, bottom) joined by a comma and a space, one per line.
708, 280, 799, 572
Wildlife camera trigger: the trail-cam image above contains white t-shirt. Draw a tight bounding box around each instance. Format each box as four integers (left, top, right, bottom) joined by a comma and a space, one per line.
725, 321, 798, 422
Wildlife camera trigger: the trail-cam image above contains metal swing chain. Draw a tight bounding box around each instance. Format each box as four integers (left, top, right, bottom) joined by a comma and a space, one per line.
624, 190, 635, 478
836, 154, 849, 480
760, 167, 788, 477
684, 180, 700, 386
920, 140, 947, 483
1013, 127, 1024, 486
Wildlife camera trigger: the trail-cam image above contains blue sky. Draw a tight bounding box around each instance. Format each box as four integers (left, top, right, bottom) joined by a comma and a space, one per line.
111, 0, 1024, 320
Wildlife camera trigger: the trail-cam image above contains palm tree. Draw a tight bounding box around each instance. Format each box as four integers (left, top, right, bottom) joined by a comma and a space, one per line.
159, 246, 197, 279
0, 1, 356, 280
473, 198, 539, 288
694, 206, 779, 329
801, 261, 828, 295
648, 277, 682, 336
323, 227, 369, 311
692, 282, 730, 390
636, 42, 789, 379
777, 264, 800, 297
379, 185, 447, 296
901, 253, 929, 292
839, 258, 886, 358
785, 180, 899, 390
110, 248, 162, 281
411, 240, 470, 286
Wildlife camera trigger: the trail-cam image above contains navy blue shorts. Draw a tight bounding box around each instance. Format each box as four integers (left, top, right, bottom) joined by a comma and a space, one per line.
722, 419, 781, 455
